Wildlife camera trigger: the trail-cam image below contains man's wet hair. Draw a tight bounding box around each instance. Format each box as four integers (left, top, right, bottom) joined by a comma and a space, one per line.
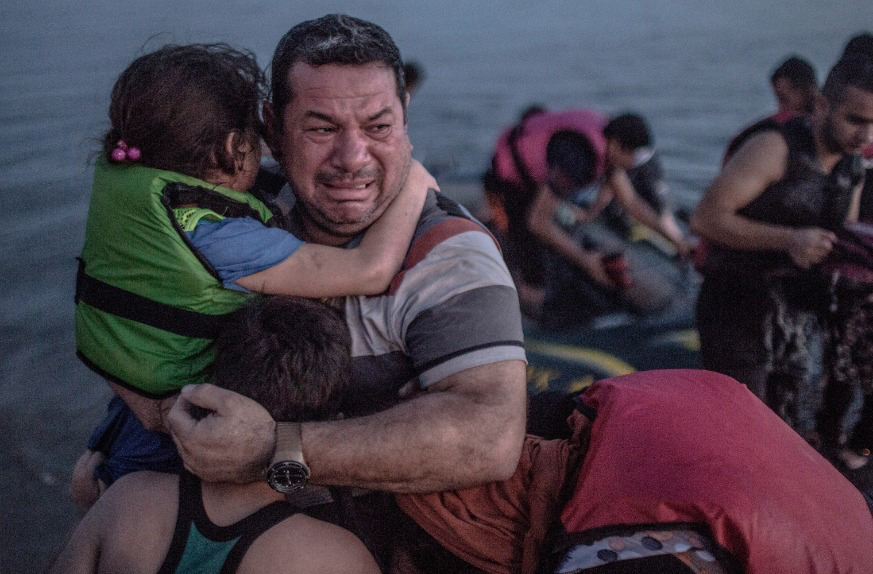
211, 296, 351, 422
104, 43, 265, 180
770, 56, 817, 90
822, 54, 873, 104
270, 14, 406, 122
545, 130, 598, 187
842, 32, 873, 61
603, 113, 653, 151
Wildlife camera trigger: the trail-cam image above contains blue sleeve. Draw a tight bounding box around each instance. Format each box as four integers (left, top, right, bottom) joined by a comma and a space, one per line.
186, 216, 305, 292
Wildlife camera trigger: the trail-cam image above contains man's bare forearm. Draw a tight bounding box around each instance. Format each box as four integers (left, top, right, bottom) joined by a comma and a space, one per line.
302, 360, 527, 493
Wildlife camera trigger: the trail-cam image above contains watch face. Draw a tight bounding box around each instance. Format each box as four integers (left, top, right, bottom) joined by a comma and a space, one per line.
267, 460, 310, 493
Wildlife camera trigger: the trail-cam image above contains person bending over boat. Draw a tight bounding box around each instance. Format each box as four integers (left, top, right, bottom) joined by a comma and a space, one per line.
392, 370, 873, 574
72, 42, 431, 510
690, 55, 873, 442
484, 108, 691, 322
54, 297, 381, 574
588, 113, 691, 257
525, 128, 692, 329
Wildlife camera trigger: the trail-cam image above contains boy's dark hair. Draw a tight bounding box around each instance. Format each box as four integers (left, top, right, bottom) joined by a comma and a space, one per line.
842, 32, 873, 61
822, 54, 873, 105
270, 14, 406, 123
770, 56, 817, 89
546, 130, 597, 187
545, 130, 598, 188
104, 43, 265, 181
211, 296, 350, 422
603, 113, 652, 151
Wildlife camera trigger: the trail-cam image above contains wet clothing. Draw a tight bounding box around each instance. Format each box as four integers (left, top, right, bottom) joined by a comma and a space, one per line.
696, 117, 862, 434
819, 222, 873, 454
398, 370, 873, 574
827, 294, 873, 453
722, 110, 797, 164
157, 471, 297, 574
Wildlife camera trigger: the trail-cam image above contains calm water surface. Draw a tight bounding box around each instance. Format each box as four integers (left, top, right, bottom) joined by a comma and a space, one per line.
1, 0, 871, 569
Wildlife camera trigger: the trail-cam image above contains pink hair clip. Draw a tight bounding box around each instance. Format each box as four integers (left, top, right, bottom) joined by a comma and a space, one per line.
110, 139, 141, 163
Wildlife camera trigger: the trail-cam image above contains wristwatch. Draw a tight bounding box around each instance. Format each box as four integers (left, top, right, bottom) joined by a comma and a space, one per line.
266, 422, 310, 493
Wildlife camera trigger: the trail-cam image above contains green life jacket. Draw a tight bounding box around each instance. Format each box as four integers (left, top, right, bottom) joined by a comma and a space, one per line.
75, 158, 275, 398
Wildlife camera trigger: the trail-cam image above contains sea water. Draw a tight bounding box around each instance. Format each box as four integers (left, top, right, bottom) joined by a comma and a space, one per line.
1, 0, 870, 570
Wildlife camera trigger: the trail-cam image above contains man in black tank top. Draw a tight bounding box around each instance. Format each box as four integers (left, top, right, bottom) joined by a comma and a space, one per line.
690, 55, 873, 443
50, 297, 379, 574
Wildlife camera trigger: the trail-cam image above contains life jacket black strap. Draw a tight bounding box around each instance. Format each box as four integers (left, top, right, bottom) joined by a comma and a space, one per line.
162, 182, 270, 222
76, 258, 234, 339
507, 119, 539, 193
572, 394, 598, 421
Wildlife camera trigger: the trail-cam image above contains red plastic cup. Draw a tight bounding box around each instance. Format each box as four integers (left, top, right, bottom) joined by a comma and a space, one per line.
602, 252, 633, 289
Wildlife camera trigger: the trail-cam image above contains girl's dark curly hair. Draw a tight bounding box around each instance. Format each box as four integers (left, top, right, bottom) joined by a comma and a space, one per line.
103, 43, 265, 180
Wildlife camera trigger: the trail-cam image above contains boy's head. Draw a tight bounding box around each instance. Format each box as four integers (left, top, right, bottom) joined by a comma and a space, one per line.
545, 130, 598, 194
104, 43, 265, 184
603, 113, 652, 170
770, 55, 818, 115
211, 296, 350, 422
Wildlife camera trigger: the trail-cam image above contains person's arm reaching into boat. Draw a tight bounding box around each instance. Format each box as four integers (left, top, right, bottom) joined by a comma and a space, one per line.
526, 183, 614, 287
602, 168, 693, 257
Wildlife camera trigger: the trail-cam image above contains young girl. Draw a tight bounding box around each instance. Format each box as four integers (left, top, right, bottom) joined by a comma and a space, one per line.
73, 43, 432, 509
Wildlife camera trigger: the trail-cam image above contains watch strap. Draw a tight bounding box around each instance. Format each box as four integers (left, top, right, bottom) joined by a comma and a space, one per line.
273, 422, 306, 466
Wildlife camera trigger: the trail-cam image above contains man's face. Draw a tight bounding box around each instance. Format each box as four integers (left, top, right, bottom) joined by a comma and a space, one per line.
820, 85, 873, 155
271, 62, 411, 244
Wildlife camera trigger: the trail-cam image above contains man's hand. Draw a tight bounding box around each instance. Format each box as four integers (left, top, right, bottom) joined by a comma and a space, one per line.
787, 227, 836, 268
580, 251, 617, 288
167, 384, 275, 483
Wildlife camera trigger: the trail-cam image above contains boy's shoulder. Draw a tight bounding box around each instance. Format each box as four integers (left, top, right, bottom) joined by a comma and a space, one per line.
103, 471, 179, 518
239, 512, 380, 574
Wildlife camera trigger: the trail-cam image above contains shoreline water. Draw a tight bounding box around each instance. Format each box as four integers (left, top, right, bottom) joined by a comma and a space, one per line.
4, 2, 873, 571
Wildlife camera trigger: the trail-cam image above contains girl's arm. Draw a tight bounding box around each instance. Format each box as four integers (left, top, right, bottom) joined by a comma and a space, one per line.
236, 160, 434, 297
